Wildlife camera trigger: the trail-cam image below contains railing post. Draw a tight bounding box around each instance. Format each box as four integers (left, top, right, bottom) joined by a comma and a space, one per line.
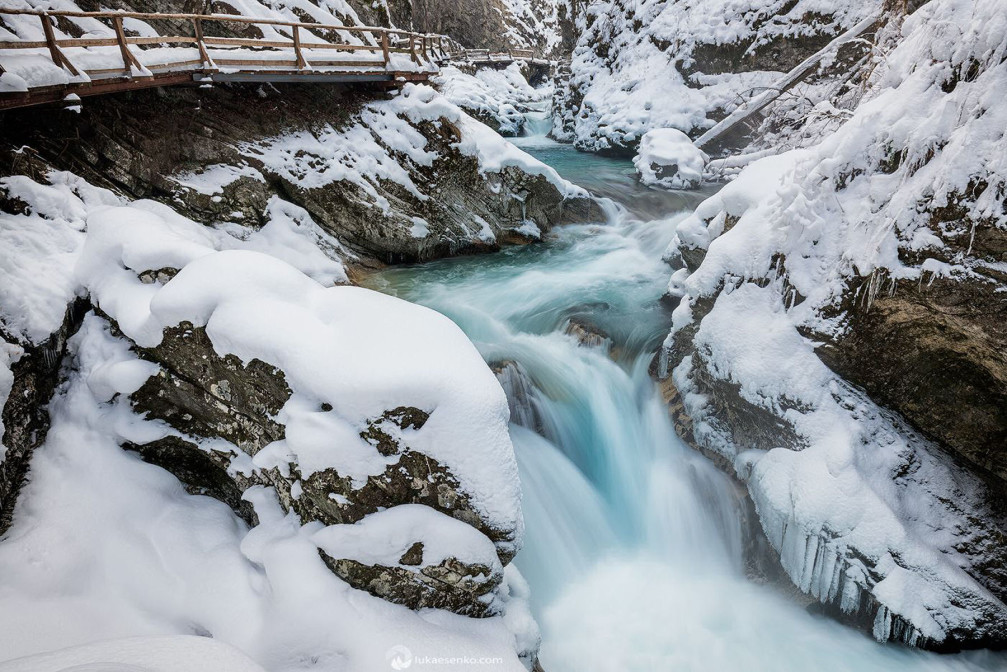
113, 15, 143, 76
409, 34, 419, 64
380, 30, 390, 65
39, 12, 80, 76
292, 24, 306, 69
193, 17, 214, 71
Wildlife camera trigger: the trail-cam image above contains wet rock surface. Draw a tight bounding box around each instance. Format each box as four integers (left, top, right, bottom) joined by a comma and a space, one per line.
0, 299, 89, 535
819, 269, 1007, 493
319, 549, 501, 616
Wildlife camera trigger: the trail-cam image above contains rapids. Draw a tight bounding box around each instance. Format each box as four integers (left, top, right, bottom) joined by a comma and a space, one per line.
366, 135, 1004, 672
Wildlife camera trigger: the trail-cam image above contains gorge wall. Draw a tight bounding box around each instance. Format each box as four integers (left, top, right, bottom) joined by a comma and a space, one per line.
655, 0, 1007, 650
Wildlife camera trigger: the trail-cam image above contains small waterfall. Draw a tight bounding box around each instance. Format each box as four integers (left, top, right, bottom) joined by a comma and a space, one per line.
521, 101, 553, 138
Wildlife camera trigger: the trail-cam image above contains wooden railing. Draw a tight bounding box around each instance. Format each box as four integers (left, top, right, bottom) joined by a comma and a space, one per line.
457, 48, 539, 63
0, 8, 451, 80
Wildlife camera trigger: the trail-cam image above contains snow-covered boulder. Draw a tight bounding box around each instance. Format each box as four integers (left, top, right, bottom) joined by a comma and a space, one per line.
658, 0, 1007, 649
633, 129, 708, 190
0, 169, 534, 664
71, 203, 524, 613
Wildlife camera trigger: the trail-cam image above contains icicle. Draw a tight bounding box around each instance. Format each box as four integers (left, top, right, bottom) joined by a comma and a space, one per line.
800, 533, 821, 593
873, 605, 892, 642
840, 572, 861, 614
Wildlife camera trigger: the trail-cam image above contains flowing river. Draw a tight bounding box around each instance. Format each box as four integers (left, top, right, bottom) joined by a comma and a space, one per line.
366, 133, 1003, 672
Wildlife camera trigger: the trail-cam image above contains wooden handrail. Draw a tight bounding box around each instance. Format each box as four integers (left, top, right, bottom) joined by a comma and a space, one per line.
0, 8, 449, 54
1, 8, 378, 34
0, 6, 453, 85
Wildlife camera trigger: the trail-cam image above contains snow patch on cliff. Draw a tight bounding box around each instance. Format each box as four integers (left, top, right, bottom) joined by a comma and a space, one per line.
242, 83, 581, 211
556, 0, 880, 151
662, 0, 1007, 645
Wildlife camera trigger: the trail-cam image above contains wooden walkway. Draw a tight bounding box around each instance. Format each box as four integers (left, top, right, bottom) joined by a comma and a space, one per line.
0, 9, 455, 111
455, 48, 551, 67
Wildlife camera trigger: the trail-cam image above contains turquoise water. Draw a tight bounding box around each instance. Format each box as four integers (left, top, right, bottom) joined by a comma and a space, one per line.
366, 139, 1005, 672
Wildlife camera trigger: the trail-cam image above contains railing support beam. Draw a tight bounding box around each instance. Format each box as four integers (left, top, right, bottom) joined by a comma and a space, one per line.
292, 25, 306, 69
192, 17, 216, 72
112, 16, 144, 76
39, 13, 80, 76
380, 30, 390, 65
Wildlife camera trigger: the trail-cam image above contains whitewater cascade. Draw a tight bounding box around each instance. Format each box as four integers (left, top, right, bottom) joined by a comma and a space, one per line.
369, 131, 1003, 672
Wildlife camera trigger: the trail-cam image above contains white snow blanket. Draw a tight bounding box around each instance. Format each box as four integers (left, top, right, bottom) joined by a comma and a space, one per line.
0, 636, 267, 672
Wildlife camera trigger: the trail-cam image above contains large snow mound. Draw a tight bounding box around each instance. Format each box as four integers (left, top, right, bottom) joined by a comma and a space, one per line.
633, 129, 708, 190
76, 204, 522, 539
0, 173, 349, 350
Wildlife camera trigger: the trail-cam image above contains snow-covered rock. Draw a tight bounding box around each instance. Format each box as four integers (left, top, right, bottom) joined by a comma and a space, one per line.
0, 161, 537, 666
658, 0, 1007, 649
76, 200, 525, 584
0, 314, 533, 669
2, 81, 600, 265
633, 129, 708, 190
554, 0, 880, 153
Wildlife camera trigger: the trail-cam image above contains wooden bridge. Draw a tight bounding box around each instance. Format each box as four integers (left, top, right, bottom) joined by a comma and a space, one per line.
453, 48, 550, 67
0, 8, 457, 111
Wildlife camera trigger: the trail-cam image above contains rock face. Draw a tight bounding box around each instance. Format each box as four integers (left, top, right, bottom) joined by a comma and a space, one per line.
0, 300, 87, 534
818, 265, 1007, 489
413, 0, 564, 55
0, 83, 598, 268
657, 0, 1007, 649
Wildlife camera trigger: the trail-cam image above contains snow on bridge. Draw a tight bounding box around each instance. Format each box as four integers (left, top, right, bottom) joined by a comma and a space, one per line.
0, 8, 456, 111
452, 48, 551, 67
